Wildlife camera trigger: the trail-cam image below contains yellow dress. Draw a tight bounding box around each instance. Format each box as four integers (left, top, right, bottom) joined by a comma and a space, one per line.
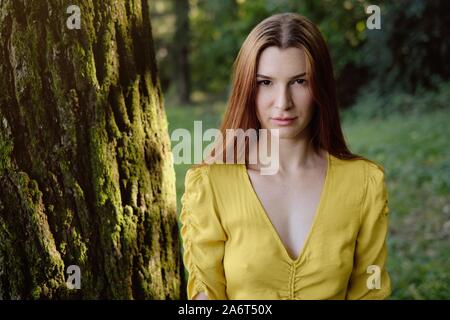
179, 152, 391, 300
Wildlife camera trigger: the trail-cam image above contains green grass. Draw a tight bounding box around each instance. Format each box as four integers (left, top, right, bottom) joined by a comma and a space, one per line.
343, 109, 450, 299
166, 102, 227, 212
166, 101, 450, 299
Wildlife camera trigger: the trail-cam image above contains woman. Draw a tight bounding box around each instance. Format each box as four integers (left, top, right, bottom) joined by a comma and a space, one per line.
179, 12, 391, 300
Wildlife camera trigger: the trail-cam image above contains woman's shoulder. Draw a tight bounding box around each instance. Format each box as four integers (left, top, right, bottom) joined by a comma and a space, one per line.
185, 163, 244, 191
186, 163, 244, 179
329, 154, 386, 199
183, 164, 245, 218
331, 154, 384, 177
329, 154, 387, 215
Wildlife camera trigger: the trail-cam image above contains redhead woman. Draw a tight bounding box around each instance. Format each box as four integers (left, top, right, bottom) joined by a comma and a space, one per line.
179, 12, 391, 300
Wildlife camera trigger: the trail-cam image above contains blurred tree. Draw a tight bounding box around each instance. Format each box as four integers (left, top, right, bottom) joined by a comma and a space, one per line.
153, 0, 450, 109
0, 0, 183, 299
150, 0, 191, 104
306, 0, 372, 108
174, 0, 191, 104
188, 0, 374, 105
361, 0, 450, 94
149, 0, 175, 94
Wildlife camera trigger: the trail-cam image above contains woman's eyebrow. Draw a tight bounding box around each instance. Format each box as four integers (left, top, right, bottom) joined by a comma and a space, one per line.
256, 72, 307, 79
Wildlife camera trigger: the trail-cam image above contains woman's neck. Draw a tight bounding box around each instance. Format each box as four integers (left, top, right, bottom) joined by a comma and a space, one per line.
247, 130, 325, 176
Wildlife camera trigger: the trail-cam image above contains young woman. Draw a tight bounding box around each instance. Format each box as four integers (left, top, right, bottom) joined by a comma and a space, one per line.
179, 12, 391, 300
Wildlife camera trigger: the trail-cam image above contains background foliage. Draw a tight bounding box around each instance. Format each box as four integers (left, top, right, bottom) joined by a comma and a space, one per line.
151, 0, 450, 299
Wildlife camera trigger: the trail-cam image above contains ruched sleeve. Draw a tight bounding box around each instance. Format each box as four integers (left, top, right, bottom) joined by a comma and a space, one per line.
346, 162, 392, 299
179, 166, 228, 300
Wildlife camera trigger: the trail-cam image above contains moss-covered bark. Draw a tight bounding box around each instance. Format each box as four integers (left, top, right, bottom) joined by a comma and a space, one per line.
0, 0, 183, 299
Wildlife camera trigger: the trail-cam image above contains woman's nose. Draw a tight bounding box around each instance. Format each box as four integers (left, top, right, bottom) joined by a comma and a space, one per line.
274, 86, 293, 110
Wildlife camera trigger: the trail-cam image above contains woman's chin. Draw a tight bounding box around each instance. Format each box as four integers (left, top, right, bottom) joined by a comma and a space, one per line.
271, 125, 303, 137
258, 125, 305, 139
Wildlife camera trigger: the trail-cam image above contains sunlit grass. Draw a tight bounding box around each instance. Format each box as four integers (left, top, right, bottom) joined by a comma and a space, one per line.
166, 102, 226, 212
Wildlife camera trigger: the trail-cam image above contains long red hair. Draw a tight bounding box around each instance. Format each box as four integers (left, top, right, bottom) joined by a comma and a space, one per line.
194, 13, 377, 169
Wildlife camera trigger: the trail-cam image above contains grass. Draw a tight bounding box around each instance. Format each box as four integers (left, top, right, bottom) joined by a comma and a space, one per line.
166, 100, 450, 300
166, 101, 227, 212
343, 109, 450, 299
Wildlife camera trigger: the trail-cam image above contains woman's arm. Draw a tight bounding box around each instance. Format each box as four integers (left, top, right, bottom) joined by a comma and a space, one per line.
180, 167, 228, 300
346, 162, 391, 299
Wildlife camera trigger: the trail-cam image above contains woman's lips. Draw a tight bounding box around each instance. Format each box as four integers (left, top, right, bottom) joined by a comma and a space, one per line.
271, 117, 297, 126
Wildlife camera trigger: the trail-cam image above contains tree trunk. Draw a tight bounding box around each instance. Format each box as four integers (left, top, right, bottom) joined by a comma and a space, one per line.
173, 0, 191, 104
0, 0, 184, 299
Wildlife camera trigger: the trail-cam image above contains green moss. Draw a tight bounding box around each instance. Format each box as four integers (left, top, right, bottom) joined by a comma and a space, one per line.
58, 241, 67, 256
70, 226, 88, 265
89, 119, 121, 208
31, 286, 42, 299
121, 205, 138, 251
2, 170, 65, 298
0, 117, 13, 174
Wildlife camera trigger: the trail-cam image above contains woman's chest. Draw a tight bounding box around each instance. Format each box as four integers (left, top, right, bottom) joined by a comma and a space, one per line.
222, 191, 359, 299
219, 168, 364, 265
246, 170, 326, 260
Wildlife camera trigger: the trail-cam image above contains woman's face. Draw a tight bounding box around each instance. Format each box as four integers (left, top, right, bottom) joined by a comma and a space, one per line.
255, 46, 315, 139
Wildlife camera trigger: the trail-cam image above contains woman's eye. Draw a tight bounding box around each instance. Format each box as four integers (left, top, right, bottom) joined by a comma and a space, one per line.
293, 79, 307, 85
257, 80, 272, 86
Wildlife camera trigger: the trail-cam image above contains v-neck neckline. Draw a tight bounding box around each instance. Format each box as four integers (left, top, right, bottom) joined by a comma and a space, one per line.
241, 151, 332, 265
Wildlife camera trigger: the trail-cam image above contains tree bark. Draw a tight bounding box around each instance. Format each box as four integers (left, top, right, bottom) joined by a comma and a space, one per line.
0, 0, 183, 299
